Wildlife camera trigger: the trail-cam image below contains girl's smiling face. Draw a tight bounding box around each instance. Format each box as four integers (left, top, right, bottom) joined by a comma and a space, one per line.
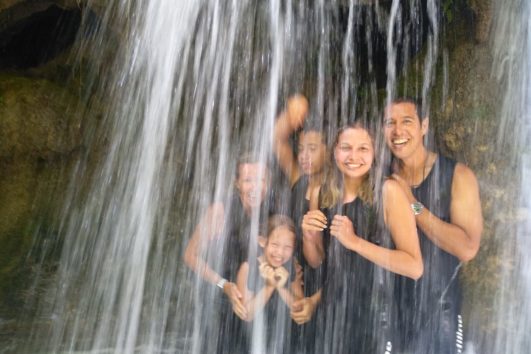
334, 127, 374, 181
263, 226, 296, 268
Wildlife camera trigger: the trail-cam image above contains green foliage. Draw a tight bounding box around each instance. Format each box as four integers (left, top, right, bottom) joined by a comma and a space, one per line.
443, 0, 455, 23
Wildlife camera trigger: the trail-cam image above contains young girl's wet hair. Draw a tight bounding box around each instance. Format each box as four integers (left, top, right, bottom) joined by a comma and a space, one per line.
264, 215, 296, 240
319, 120, 376, 208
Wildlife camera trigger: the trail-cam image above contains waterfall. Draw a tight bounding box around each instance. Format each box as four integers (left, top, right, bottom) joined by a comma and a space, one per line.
488, 0, 531, 352
14, 0, 531, 353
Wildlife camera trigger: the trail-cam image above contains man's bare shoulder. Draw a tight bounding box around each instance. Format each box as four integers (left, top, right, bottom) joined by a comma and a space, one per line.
453, 162, 479, 186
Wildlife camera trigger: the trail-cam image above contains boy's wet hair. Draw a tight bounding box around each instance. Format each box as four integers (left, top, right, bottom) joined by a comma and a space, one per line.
300, 110, 329, 145
390, 97, 426, 121
265, 214, 296, 240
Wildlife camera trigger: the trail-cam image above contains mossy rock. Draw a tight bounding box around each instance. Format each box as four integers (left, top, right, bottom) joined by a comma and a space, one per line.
0, 73, 82, 160
0, 158, 67, 316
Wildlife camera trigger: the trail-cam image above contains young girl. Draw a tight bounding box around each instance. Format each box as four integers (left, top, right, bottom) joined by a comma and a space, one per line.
236, 215, 303, 351
302, 121, 423, 353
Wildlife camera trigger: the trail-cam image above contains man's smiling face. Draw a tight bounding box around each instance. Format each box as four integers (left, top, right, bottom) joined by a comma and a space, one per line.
383, 102, 428, 161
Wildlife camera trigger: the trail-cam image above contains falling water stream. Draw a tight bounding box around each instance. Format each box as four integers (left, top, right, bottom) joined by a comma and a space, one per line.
11, 0, 531, 353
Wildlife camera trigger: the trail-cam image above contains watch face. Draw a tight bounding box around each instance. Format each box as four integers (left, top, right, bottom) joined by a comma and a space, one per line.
411, 202, 423, 215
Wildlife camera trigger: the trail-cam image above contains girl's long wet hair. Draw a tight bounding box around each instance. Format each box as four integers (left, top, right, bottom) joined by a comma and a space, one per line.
319, 120, 376, 209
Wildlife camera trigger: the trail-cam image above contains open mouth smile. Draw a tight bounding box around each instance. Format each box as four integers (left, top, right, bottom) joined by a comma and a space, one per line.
392, 138, 409, 146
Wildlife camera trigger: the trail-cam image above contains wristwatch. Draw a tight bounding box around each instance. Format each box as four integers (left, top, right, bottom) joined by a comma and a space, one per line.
411, 201, 424, 216
216, 278, 228, 289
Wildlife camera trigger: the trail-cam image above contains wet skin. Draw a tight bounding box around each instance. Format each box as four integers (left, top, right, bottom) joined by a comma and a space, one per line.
235, 163, 269, 213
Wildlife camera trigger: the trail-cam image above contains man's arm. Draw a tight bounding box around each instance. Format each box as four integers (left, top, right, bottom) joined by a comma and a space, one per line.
407, 163, 483, 262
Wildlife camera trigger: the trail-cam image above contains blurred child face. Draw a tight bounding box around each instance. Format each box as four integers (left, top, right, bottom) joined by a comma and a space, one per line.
334, 127, 374, 181
264, 226, 296, 268
297, 131, 327, 176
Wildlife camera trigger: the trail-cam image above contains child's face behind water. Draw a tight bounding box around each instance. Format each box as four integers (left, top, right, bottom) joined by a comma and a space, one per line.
264, 226, 296, 268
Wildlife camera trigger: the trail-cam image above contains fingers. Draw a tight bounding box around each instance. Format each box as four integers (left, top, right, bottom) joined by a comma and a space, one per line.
291, 314, 310, 325
232, 285, 243, 299
226, 284, 247, 319
291, 299, 303, 312
232, 301, 248, 320
329, 215, 344, 237
290, 299, 313, 324
259, 263, 274, 278
302, 211, 328, 231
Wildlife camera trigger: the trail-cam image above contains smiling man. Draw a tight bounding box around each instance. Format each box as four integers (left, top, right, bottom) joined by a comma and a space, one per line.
383, 98, 483, 354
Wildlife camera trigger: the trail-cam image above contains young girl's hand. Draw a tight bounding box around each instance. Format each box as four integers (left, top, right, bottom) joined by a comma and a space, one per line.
273, 266, 290, 288
259, 262, 277, 287
330, 215, 360, 250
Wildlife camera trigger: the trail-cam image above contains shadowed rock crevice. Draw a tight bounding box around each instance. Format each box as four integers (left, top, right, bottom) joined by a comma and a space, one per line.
0, 5, 81, 69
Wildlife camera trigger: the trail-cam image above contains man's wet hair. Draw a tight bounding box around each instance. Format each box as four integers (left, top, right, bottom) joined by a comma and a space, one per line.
390, 97, 426, 121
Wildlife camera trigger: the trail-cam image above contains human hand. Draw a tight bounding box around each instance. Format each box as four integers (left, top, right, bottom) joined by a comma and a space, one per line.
223, 282, 247, 320
286, 94, 309, 130
290, 297, 316, 324
302, 210, 327, 234
330, 215, 359, 249
391, 174, 416, 203
274, 266, 290, 288
259, 261, 277, 287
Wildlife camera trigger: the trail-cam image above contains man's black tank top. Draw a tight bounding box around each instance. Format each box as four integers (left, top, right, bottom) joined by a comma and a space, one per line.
395, 155, 461, 330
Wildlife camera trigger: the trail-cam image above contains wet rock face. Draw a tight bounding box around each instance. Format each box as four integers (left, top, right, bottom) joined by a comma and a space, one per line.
469, 0, 492, 43
0, 75, 82, 159
0, 1, 89, 314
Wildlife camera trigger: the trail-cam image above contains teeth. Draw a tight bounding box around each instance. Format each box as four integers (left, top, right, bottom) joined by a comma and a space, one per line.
346, 163, 361, 168
393, 138, 408, 145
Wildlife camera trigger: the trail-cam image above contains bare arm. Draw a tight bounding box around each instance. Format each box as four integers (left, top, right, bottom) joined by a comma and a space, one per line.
301, 186, 327, 267
290, 289, 322, 324
415, 163, 483, 261
392, 163, 483, 262
236, 262, 276, 321
183, 203, 247, 319
330, 180, 423, 280
277, 268, 304, 308
183, 203, 226, 284
273, 95, 309, 186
